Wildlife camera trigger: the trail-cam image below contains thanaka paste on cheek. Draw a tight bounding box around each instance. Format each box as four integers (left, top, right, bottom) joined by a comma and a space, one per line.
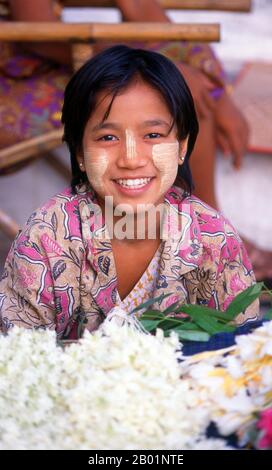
152, 142, 179, 197
83, 149, 109, 192
125, 129, 137, 160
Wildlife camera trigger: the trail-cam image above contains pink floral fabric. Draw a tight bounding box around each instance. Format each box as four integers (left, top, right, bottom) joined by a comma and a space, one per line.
0, 184, 259, 339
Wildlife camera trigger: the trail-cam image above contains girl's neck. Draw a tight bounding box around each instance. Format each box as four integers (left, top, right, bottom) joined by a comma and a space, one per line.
111, 210, 162, 245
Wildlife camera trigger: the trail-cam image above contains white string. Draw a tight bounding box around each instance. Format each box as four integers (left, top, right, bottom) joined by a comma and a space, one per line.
101, 306, 149, 335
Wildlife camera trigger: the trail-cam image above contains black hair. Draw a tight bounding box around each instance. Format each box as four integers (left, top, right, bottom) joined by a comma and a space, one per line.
62, 44, 199, 194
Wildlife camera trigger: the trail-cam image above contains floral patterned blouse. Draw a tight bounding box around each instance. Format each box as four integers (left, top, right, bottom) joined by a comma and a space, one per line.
0, 183, 259, 339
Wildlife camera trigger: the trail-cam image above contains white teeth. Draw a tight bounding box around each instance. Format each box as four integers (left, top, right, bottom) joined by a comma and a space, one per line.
115, 178, 152, 188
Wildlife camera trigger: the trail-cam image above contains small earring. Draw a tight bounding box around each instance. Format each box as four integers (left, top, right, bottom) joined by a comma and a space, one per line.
79, 162, 84, 168
179, 156, 185, 163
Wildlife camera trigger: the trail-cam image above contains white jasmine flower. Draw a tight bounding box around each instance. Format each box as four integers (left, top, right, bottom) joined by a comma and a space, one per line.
1, 320, 272, 450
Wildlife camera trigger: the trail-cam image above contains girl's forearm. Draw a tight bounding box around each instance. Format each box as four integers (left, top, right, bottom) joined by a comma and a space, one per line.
116, 0, 170, 22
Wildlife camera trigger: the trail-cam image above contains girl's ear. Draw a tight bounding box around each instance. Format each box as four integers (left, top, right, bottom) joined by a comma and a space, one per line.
178, 136, 189, 165
76, 150, 85, 172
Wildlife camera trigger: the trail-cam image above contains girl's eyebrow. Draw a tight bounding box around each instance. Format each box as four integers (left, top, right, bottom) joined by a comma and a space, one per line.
91, 122, 121, 132
141, 119, 171, 128
91, 119, 171, 132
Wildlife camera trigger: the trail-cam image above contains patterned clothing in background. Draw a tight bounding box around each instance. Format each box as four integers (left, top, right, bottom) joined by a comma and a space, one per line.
0, 184, 259, 339
0, 0, 71, 151
0, 0, 225, 153
132, 39, 225, 87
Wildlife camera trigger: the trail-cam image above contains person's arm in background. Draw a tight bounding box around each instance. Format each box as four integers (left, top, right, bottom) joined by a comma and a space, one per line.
116, 0, 249, 169
9, 0, 72, 65
116, 0, 217, 119
116, 0, 168, 22
117, 0, 223, 84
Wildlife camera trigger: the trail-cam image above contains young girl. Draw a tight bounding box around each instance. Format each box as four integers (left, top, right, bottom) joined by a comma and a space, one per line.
0, 45, 259, 339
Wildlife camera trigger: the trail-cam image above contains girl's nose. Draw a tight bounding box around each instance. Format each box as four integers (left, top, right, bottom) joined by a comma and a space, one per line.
116, 131, 148, 168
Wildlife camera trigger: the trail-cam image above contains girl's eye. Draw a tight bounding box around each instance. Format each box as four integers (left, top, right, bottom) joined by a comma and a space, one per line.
99, 135, 118, 142
145, 133, 162, 139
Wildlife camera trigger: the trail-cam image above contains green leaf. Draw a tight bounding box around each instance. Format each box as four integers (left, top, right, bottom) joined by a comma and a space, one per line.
164, 328, 210, 342
139, 319, 162, 331
263, 308, 272, 320
156, 318, 185, 330
226, 283, 264, 317
140, 310, 165, 319
175, 322, 202, 331
180, 304, 221, 316
212, 323, 236, 333
162, 301, 181, 315
131, 292, 172, 313
180, 304, 235, 323
192, 315, 223, 334
178, 309, 235, 335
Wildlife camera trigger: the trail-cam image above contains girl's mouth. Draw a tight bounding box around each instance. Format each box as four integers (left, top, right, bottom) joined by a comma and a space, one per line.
113, 177, 154, 195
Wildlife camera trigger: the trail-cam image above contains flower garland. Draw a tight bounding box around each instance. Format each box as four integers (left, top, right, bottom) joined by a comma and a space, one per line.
0, 316, 271, 450
180, 319, 272, 448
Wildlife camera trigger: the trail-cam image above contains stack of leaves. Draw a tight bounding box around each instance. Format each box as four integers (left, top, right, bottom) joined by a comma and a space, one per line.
137, 282, 271, 342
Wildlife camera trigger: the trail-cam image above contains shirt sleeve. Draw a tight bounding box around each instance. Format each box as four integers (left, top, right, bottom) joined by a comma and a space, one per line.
0, 220, 57, 334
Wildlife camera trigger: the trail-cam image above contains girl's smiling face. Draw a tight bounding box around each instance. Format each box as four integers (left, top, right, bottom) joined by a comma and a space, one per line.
78, 79, 188, 212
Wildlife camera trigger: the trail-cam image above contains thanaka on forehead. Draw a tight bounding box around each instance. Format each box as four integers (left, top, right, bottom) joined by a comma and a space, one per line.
90, 119, 172, 133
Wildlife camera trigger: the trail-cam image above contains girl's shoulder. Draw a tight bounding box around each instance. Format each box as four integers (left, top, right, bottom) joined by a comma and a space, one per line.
167, 186, 237, 236
166, 187, 244, 266
12, 184, 96, 254
188, 195, 238, 238
165, 188, 254, 301
181, 192, 248, 267
24, 183, 95, 222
